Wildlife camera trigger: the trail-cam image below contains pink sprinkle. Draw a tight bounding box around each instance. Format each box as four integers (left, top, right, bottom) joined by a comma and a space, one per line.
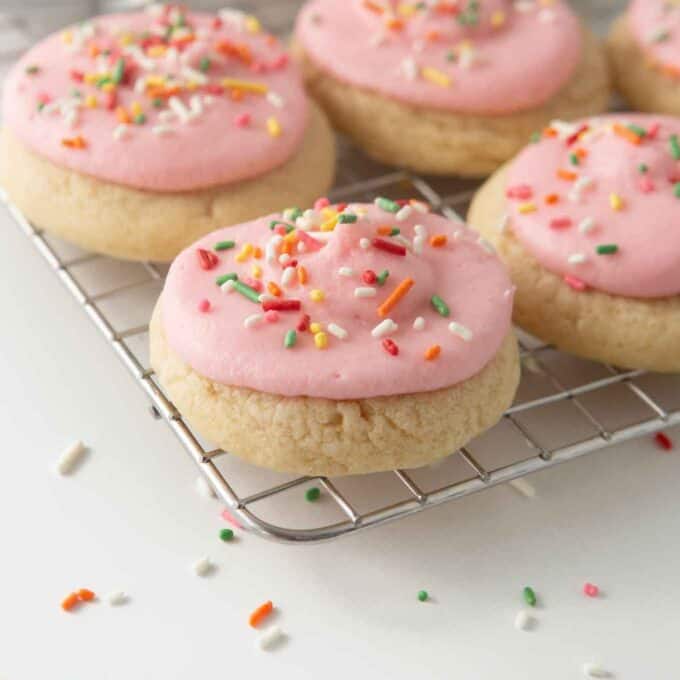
37, 92, 52, 105
506, 184, 533, 200
271, 54, 289, 69
550, 217, 572, 229
198, 299, 211, 313
243, 277, 263, 292
297, 230, 325, 252
583, 583, 599, 598
250, 62, 266, 74
314, 197, 331, 210
274, 225, 288, 236
221, 508, 243, 529
264, 310, 279, 323
639, 177, 655, 193
646, 122, 660, 140
234, 113, 251, 128
564, 274, 587, 291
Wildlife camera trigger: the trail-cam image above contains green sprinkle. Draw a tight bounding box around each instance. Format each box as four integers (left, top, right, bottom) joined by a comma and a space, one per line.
286, 207, 303, 221
670, 135, 680, 161
638, 163, 649, 174
627, 124, 647, 138
284, 329, 297, 349
37, 101, 46, 112
530, 131, 541, 144
71, 88, 82, 98
523, 586, 537, 607
390, 228, 401, 236
152, 97, 164, 108
305, 487, 321, 502
111, 57, 125, 85
445, 50, 455, 62
376, 269, 390, 286
417, 590, 429, 602
96, 76, 112, 88
457, 0, 480, 25
569, 153, 579, 166
199, 56, 211, 73
216, 272, 238, 286
219, 528, 234, 542
338, 213, 357, 223
596, 244, 619, 255
25, 65, 40, 75
430, 295, 450, 317
269, 220, 295, 233
232, 279, 261, 303
376, 197, 400, 213
674, 182, 680, 198
134, 113, 147, 125
214, 240, 236, 251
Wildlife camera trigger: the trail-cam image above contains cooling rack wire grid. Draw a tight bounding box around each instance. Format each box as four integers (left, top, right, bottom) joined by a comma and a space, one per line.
2, 0, 678, 543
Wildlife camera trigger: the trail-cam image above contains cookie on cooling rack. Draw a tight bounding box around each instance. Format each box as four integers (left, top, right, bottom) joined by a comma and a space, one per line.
608, 1, 680, 116
0, 5, 335, 262
292, 0, 610, 178
149, 198, 520, 476
468, 114, 680, 373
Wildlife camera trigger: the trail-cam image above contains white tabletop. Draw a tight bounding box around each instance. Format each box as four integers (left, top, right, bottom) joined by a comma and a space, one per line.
0, 201, 679, 680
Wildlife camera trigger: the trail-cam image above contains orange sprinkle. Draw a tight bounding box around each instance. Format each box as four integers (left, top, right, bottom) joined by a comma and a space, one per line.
146, 85, 180, 99
61, 135, 87, 149
77, 589, 95, 602
230, 88, 244, 101
249, 600, 274, 628
544, 193, 560, 205
363, 0, 384, 13
61, 592, 79, 611
376, 225, 393, 236
557, 169, 577, 181
575, 147, 588, 159
377, 277, 415, 318
543, 127, 558, 138
424, 345, 441, 361
613, 123, 642, 145
297, 266, 308, 285
88, 44, 100, 58
252, 246, 263, 260
429, 234, 447, 248
425, 30, 441, 42
115, 106, 131, 124
281, 240, 293, 255
267, 281, 282, 297
385, 17, 404, 30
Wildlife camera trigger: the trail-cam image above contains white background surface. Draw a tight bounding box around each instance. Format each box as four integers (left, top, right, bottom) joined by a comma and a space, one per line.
0, 206, 679, 680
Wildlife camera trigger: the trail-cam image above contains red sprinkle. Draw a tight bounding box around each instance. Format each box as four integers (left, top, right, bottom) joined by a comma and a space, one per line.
639, 177, 655, 193
234, 112, 251, 127
550, 217, 573, 229
506, 184, 533, 200
314, 197, 330, 210
583, 583, 599, 598
655, 432, 674, 451
647, 122, 660, 140
198, 299, 211, 313
197, 248, 219, 271
564, 274, 587, 291
69, 69, 84, 82
566, 124, 589, 146
372, 238, 406, 256
382, 338, 399, 356
104, 91, 117, 110
262, 299, 301, 312
363, 270, 377, 284
296, 313, 310, 332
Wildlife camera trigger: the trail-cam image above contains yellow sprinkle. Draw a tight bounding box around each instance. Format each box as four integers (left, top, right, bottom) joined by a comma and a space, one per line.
491, 10, 506, 27
119, 33, 134, 46
266, 117, 282, 138
84, 94, 98, 109
320, 216, 339, 232
101, 82, 116, 93
283, 231, 299, 244
185, 80, 199, 91
146, 75, 165, 87
61, 31, 73, 44
314, 332, 328, 350
221, 78, 268, 94
320, 207, 338, 220
518, 202, 537, 214
310, 289, 325, 303
84, 73, 99, 85
610, 193, 624, 211
130, 101, 143, 117
310, 322, 322, 334
252, 264, 262, 279
235, 243, 254, 263
398, 2, 418, 16
147, 45, 167, 58
421, 66, 451, 88
245, 15, 261, 33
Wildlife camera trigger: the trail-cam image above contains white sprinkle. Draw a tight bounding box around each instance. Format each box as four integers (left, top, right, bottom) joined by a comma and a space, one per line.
64, 108, 79, 129
244, 313, 264, 328
413, 235, 425, 255
258, 625, 284, 651
550, 119, 579, 139
458, 46, 476, 69
133, 76, 146, 93
372, 319, 398, 339
578, 217, 596, 234
258, 294, 275, 304
338, 267, 354, 277
354, 287, 377, 298
583, 663, 610, 678
158, 110, 176, 123
106, 591, 128, 606
568, 252, 587, 265
203, 95, 214, 106
266, 235, 283, 264
328, 323, 348, 340
152, 124, 174, 136
497, 213, 511, 233
448, 322, 473, 341
400, 57, 418, 80
413, 317, 425, 331
181, 67, 208, 85
192, 557, 214, 577
189, 95, 204, 116
297, 242, 306, 253
478, 237, 496, 254
281, 267, 296, 287
414, 224, 427, 237
514, 610, 533, 631
359, 238, 371, 250
113, 124, 130, 141
267, 92, 284, 108
221, 280, 236, 293
55, 441, 86, 475
395, 205, 412, 222
168, 96, 190, 123
508, 478, 536, 498
195, 476, 216, 499
278, 253, 291, 265
410, 201, 430, 214
219, 8, 247, 30
370, 31, 388, 47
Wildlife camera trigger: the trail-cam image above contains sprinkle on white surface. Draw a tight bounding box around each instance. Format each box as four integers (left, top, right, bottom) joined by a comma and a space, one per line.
413, 316, 425, 331
338, 267, 354, 277
258, 626, 284, 651
195, 476, 216, 499
328, 323, 348, 340
372, 319, 398, 339
192, 557, 214, 577
514, 610, 533, 631
448, 322, 473, 341
244, 313, 264, 329
583, 662, 610, 678
354, 287, 377, 298
508, 478, 537, 499
55, 440, 86, 475
106, 591, 128, 606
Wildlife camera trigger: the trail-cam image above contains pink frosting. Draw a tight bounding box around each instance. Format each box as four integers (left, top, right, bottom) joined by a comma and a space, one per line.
161, 200, 514, 399
2, 7, 309, 192
629, 0, 680, 71
295, 0, 582, 114
506, 114, 680, 299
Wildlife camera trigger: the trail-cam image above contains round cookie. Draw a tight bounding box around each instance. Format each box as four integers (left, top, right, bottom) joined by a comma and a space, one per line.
293, 0, 610, 177
608, 1, 680, 116
468, 115, 680, 373
1, 6, 335, 262
150, 199, 519, 476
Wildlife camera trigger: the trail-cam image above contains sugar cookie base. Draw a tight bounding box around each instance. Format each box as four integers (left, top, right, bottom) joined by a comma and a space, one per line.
293, 29, 610, 177
607, 15, 680, 116
468, 165, 680, 373
149, 303, 520, 476
0, 103, 335, 262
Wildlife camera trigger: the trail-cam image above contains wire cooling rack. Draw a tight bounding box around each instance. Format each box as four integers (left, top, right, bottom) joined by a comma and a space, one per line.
4, 0, 679, 543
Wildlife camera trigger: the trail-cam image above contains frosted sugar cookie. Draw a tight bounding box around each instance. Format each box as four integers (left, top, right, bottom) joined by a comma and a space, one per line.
469, 115, 680, 372
293, 0, 610, 177
1, 5, 334, 261
150, 198, 519, 475
608, 0, 680, 116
